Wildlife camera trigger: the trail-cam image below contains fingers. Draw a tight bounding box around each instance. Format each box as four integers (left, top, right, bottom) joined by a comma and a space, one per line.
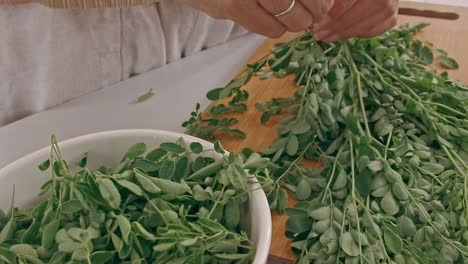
320, 11, 396, 42
327, 0, 357, 18
315, 0, 398, 41
358, 15, 397, 38
227, 0, 287, 38
300, 0, 335, 22
258, 0, 313, 32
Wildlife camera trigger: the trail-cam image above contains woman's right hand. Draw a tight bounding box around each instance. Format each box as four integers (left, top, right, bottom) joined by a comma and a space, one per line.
179, 0, 334, 38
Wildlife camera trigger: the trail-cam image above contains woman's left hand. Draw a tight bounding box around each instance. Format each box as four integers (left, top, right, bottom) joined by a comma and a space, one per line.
315, 0, 399, 42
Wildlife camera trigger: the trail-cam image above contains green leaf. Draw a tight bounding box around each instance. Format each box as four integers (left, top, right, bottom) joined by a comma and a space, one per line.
153, 242, 176, 252
110, 233, 122, 252
10, 244, 38, 258
72, 248, 88, 261
132, 159, 159, 172
222, 128, 246, 138
135, 88, 155, 104
97, 178, 122, 209
159, 160, 176, 179
420, 163, 444, 175
420, 46, 433, 64
91, 251, 115, 263
124, 143, 147, 159
187, 159, 224, 181
309, 206, 330, 221
61, 199, 82, 214
291, 119, 311, 134
55, 229, 73, 244
351, 230, 369, 246
42, 220, 60, 249
370, 108, 386, 122
339, 232, 359, 257
381, 192, 399, 215
440, 56, 459, 69
150, 177, 190, 195
189, 142, 204, 154
436, 48, 448, 56
198, 217, 226, 231
207, 88, 224, 101
367, 160, 384, 172
67, 227, 86, 242
38, 159, 51, 171
134, 170, 161, 194
160, 142, 185, 154
77, 153, 88, 168
160, 210, 182, 225
397, 216, 417, 237
145, 148, 167, 162
332, 169, 348, 190
295, 179, 312, 201
39, 179, 53, 196
214, 141, 226, 154
260, 112, 272, 124
224, 200, 240, 229
116, 215, 131, 244
116, 180, 143, 196
180, 237, 198, 247
384, 228, 403, 254
374, 117, 393, 137
286, 135, 299, 156
391, 182, 409, 201
0, 248, 16, 264
193, 185, 210, 201
132, 222, 156, 241
438, 136, 454, 148
356, 168, 373, 196
278, 189, 288, 213
22, 218, 41, 244
58, 241, 82, 253
244, 153, 269, 170
220, 74, 251, 99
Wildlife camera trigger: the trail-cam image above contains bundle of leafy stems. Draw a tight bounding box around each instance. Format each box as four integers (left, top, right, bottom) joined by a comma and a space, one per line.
0, 136, 273, 263
183, 23, 468, 263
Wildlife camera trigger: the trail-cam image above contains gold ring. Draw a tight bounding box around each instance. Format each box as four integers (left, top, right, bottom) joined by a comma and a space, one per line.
274, 0, 296, 17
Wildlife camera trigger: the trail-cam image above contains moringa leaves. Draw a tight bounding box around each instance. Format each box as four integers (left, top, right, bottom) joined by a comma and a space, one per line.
185, 23, 468, 264
2, 139, 260, 263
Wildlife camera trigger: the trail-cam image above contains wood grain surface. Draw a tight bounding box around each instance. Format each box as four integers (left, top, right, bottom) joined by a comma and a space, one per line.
206, 2, 468, 262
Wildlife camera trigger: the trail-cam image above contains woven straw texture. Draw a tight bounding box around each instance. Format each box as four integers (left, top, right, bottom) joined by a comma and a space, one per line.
0, 0, 159, 8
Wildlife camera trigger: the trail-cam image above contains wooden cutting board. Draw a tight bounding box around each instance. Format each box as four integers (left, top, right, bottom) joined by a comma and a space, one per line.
208, 2, 468, 263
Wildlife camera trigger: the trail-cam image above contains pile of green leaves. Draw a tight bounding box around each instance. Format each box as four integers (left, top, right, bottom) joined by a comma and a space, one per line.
183, 23, 468, 263
0, 136, 272, 263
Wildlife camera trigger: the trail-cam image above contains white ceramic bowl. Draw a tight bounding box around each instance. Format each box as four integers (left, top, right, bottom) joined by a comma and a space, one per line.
0, 129, 272, 264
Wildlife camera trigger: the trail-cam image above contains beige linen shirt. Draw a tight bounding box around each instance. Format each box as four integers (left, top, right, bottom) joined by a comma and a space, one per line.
0, 1, 247, 126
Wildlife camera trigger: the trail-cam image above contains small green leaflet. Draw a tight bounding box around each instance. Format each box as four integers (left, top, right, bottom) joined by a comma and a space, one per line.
440, 56, 459, 69
134, 88, 155, 104
38, 159, 51, 171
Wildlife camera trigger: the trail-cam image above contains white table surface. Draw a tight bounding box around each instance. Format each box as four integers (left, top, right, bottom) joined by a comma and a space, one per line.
0, 33, 266, 168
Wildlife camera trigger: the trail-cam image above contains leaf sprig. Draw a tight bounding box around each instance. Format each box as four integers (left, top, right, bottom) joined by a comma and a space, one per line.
184, 22, 468, 263
0, 137, 274, 263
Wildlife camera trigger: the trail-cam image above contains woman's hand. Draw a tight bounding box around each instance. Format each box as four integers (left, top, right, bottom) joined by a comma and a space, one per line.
315, 0, 399, 42
179, 0, 334, 38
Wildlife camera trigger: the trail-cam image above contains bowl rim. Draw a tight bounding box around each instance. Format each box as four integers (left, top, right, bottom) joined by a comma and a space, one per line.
0, 129, 272, 264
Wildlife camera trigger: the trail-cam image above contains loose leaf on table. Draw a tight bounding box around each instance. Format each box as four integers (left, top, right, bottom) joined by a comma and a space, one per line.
134, 88, 155, 104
